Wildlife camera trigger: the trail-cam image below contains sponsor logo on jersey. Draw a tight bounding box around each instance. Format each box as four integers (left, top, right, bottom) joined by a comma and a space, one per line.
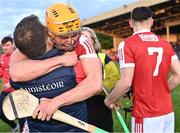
23, 81, 64, 93
138, 34, 159, 42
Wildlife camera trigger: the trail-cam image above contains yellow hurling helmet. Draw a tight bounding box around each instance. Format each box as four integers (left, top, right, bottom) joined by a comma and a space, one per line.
45, 3, 82, 38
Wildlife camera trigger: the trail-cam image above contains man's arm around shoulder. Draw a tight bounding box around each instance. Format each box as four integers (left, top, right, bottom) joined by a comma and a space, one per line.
54, 57, 103, 106
10, 49, 77, 82
32, 57, 103, 121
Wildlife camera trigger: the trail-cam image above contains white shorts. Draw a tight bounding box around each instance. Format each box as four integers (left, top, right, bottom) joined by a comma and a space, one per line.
131, 112, 174, 133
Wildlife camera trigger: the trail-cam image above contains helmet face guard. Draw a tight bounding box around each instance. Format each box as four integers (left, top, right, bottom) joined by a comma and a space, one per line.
53, 31, 81, 52
46, 3, 82, 38
55, 29, 81, 39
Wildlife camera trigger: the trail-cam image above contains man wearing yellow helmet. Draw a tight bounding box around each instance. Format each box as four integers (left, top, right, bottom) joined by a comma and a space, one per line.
11, 12, 101, 132
45, 3, 82, 52
10, 3, 102, 126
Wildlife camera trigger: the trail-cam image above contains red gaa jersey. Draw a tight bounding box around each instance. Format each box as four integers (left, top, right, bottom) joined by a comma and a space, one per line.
74, 60, 86, 83
118, 29, 178, 117
75, 34, 97, 58
73, 34, 97, 82
0, 53, 14, 92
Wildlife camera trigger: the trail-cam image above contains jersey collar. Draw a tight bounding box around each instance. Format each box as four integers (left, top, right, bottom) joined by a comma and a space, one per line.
133, 29, 150, 35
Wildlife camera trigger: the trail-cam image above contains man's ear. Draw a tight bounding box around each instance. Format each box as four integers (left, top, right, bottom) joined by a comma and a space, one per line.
129, 20, 133, 28
150, 18, 154, 27
47, 37, 53, 47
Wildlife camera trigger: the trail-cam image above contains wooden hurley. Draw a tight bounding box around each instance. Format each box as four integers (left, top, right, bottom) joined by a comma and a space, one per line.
3, 89, 108, 133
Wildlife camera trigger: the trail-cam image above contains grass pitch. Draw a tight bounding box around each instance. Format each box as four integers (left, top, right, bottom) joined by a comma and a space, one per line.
0, 83, 180, 132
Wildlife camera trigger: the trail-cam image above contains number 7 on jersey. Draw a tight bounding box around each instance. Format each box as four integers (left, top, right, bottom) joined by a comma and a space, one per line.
148, 47, 163, 76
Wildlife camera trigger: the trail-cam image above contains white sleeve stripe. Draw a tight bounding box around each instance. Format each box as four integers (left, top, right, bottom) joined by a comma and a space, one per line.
84, 40, 93, 53
85, 40, 94, 53
118, 41, 125, 64
79, 34, 95, 54
118, 41, 135, 69
79, 54, 97, 59
120, 63, 135, 69
172, 55, 178, 60
80, 41, 90, 54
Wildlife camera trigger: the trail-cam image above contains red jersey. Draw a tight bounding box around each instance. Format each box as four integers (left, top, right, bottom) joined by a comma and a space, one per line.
118, 29, 178, 117
73, 34, 97, 83
74, 60, 85, 83
0, 52, 14, 92
75, 34, 97, 58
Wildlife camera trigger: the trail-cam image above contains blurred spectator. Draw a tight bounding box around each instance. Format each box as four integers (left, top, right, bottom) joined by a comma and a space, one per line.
111, 50, 118, 62
169, 42, 175, 49
174, 39, 180, 60
0, 36, 19, 132
82, 27, 120, 132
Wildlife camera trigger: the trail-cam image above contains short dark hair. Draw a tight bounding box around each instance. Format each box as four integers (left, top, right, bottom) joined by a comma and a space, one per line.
131, 6, 153, 21
13, 15, 47, 59
1, 36, 13, 45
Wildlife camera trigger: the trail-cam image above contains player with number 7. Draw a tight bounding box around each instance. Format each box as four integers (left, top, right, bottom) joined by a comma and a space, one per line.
104, 6, 180, 133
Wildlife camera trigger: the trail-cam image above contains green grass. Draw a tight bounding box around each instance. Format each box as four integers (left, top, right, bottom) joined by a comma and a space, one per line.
112, 110, 131, 132
0, 81, 180, 132
0, 120, 11, 132
0, 80, 12, 132
172, 86, 180, 132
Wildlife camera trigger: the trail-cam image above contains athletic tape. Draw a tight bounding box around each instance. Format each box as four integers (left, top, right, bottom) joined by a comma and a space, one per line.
9, 93, 18, 119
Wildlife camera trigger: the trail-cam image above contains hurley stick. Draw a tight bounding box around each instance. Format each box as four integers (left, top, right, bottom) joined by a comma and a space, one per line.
103, 88, 130, 133
3, 89, 108, 133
